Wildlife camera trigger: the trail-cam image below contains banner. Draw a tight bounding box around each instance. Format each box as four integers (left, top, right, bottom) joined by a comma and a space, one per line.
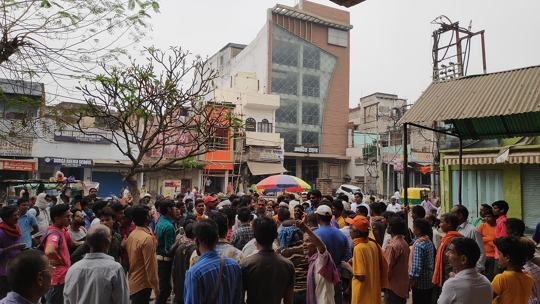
54, 129, 112, 144
0, 138, 33, 157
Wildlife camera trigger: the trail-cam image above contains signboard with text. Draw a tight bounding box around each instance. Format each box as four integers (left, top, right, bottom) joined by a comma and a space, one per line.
44, 157, 93, 168
248, 147, 284, 163
0, 138, 33, 157
54, 129, 112, 144
293, 146, 319, 154
0, 160, 36, 171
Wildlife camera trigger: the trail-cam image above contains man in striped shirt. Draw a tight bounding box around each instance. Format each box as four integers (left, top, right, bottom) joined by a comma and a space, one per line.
184, 219, 242, 304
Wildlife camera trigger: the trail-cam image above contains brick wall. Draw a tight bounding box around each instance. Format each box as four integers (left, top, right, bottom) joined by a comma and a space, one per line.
316, 178, 334, 196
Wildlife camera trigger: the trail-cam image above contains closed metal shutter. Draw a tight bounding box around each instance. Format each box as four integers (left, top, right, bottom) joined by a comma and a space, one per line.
451, 170, 503, 219
521, 164, 540, 228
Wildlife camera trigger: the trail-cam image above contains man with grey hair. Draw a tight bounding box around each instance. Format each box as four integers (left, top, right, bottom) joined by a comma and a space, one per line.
63, 225, 129, 304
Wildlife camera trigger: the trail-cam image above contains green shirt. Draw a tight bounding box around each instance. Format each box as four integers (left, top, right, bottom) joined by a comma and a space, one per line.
155, 215, 176, 256
471, 217, 484, 228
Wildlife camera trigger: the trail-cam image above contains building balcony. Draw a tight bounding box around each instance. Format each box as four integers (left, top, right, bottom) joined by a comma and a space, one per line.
245, 131, 281, 148
243, 92, 279, 110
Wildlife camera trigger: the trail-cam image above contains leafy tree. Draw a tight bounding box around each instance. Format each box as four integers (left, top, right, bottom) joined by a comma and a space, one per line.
58, 47, 242, 200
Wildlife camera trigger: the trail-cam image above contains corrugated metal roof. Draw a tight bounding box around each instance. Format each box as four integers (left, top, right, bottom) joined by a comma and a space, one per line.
400, 65, 540, 124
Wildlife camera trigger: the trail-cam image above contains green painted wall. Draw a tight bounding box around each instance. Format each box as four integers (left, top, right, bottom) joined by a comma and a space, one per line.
439, 161, 522, 219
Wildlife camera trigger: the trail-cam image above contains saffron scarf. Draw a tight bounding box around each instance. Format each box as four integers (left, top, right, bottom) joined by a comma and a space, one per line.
306, 251, 341, 304
0, 222, 22, 240
432, 231, 463, 287
408, 235, 429, 274
352, 237, 389, 288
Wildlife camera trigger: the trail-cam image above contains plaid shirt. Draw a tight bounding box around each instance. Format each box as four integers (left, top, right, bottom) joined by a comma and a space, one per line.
409, 237, 435, 290
524, 260, 540, 304
190, 238, 245, 267
230, 223, 253, 250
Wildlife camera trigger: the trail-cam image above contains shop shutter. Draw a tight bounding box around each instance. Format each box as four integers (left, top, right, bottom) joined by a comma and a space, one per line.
452, 169, 503, 219
521, 164, 540, 228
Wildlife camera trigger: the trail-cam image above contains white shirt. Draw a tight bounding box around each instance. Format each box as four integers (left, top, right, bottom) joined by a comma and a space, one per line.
28, 207, 50, 237
313, 248, 335, 304
394, 191, 401, 199
64, 252, 129, 304
350, 200, 370, 215
68, 226, 87, 242
386, 203, 402, 213
381, 231, 392, 252
340, 226, 353, 250
437, 268, 492, 304
242, 238, 278, 257
123, 189, 129, 198
456, 221, 486, 271
90, 218, 101, 228
289, 200, 300, 208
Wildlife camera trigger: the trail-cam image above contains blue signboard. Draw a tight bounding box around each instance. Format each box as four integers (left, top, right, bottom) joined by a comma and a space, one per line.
44, 157, 93, 168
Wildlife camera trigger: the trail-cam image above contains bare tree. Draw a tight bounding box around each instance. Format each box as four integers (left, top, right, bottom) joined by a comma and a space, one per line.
58, 47, 241, 201
0, 0, 160, 141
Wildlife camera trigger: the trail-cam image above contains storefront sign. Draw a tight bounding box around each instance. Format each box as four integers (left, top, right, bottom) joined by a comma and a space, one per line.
0, 159, 36, 171
293, 146, 319, 154
163, 180, 182, 198
0, 138, 33, 157
382, 152, 403, 163
54, 129, 112, 144
411, 152, 434, 163
248, 147, 284, 163
44, 157, 93, 168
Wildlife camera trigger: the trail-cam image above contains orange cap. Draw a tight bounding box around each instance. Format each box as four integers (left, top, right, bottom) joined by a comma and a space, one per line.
345, 215, 370, 232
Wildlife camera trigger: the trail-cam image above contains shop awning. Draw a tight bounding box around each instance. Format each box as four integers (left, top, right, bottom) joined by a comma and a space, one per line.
399, 66, 540, 139
247, 161, 287, 176
443, 151, 540, 166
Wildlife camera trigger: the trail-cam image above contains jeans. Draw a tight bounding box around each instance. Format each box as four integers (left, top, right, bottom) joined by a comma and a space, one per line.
411, 287, 433, 304
385, 289, 407, 304
131, 288, 152, 304
155, 260, 173, 304
45, 284, 64, 304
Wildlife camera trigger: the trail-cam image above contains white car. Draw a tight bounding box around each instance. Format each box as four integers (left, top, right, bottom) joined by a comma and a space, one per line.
336, 184, 363, 202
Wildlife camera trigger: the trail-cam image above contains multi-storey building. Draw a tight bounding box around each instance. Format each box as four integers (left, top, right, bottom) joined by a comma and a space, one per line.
208, 0, 352, 191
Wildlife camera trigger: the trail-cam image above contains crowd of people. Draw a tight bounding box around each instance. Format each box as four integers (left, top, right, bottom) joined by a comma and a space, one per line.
0, 186, 539, 304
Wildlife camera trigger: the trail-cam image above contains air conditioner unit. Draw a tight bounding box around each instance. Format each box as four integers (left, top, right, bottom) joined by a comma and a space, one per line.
355, 157, 364, 165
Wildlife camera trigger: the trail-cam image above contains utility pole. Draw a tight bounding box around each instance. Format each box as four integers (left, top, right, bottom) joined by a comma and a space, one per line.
432, 16, 487, 81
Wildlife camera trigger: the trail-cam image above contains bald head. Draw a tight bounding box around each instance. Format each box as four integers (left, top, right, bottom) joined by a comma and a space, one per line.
87, 224, 112, 252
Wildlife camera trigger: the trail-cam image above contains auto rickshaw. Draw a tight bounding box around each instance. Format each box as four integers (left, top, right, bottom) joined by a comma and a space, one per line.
400, 188, 430, 205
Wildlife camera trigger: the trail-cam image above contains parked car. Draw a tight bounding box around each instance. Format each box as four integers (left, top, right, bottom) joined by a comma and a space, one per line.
336, 184, 363, 202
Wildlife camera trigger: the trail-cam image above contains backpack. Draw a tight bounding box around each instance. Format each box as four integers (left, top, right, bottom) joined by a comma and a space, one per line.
34, 229, 63, 251
31, 206, 40, 217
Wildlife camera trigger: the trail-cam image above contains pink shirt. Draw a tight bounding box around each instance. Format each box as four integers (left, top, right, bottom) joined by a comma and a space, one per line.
45, 226, 71, 285
495, 214, 507, 259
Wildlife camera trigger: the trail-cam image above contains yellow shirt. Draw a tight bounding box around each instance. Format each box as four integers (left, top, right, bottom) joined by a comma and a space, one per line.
126, 226, 159, 295
336, 216, 346, 229
492, 270, 534, 304
351, 241, 383, 304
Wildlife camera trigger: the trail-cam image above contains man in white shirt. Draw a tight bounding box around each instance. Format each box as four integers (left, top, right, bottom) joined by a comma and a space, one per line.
288, 193, 300, 208
386, 196, 402, 213
437, 237, 492, 304
350, 192, 370, 217
451, 205, 486, 272
63, 225, 129, 304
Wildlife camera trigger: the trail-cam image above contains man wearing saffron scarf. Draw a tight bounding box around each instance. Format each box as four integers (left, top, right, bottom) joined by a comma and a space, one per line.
0, 206, 25, 299
297, 218, 340, 304
341, 215, 388, 304
432, 213, 462, 291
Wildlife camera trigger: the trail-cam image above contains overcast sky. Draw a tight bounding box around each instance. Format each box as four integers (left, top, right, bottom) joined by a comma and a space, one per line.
146, 0, 540, 107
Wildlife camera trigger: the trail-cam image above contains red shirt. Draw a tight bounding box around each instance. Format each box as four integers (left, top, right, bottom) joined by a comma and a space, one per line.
45, 226, 71, 285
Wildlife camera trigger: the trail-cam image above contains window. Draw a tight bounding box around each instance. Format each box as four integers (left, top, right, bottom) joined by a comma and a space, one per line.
272, 39, 299, 67
271, 70, 298, 95
328, 28, 348, 47
303, 47, 320, 70
302, 75, 320, 98
364, 104, 378, 123
276, 102, 298, 124
245, 117, 256, 132
280, 130, 298, 152
257, 119, 272, 133
207, 128, 229, 150
302, 131, 319, 146
302, 103, 319, 125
